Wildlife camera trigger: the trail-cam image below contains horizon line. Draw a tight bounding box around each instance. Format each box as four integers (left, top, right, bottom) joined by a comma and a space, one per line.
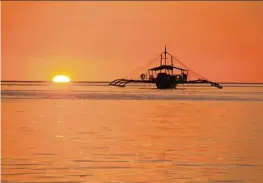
1, 80, 263, 84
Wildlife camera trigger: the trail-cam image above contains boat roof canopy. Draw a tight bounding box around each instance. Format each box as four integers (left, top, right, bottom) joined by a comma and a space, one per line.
148, 65, 188, 71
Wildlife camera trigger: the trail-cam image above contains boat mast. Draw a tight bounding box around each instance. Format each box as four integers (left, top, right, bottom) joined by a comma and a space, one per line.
171, 56, 173, 76
164, 45, 167, 73
164, 45, 167, 66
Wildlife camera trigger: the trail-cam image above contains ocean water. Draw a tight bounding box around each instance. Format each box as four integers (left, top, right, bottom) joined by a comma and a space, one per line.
1, 82, 263, 183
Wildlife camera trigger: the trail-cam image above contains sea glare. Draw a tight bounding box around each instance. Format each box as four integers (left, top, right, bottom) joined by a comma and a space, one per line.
1, 82, 263, 183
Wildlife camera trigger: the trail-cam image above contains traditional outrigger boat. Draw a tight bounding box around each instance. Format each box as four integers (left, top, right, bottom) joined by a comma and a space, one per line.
109, 46, 223, 89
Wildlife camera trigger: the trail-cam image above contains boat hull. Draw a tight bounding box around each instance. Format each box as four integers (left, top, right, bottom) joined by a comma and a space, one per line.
155, 73, 177, 89
156, 82, 177, 89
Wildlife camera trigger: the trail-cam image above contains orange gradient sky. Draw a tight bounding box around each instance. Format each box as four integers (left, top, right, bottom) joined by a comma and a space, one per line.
2, 1, 263, 82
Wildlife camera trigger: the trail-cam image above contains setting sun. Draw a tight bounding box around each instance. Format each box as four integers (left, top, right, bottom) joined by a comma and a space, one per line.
52, 75, 71, 83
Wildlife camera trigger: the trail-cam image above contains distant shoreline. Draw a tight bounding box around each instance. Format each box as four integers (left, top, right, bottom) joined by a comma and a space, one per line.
1, 80, 263, 85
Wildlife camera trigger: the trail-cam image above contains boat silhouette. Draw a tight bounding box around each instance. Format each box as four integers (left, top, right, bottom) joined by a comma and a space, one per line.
109, 46, 223, 89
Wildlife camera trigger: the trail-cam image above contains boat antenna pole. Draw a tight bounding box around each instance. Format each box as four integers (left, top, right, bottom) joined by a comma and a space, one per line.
171, 56, 173, 75
164, 45, 167, 65
164, 45, 167, 72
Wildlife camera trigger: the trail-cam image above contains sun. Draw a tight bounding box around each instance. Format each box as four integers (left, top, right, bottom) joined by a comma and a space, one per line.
52, 75, 71, 83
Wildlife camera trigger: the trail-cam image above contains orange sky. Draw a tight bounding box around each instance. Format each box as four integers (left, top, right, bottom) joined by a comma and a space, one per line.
2, 1, 263, 82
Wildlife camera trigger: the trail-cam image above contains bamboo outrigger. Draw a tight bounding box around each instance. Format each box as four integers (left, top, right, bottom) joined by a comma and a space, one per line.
109, 46, 223, 89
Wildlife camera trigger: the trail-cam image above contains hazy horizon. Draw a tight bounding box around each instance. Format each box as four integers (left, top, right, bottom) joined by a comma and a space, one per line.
1, 80, 263, 84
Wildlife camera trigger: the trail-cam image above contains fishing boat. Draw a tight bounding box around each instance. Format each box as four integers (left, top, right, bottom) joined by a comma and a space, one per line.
109, 46, 223, 89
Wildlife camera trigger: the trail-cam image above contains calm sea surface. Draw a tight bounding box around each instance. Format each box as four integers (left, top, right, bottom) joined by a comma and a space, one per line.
1, 82, 263, 183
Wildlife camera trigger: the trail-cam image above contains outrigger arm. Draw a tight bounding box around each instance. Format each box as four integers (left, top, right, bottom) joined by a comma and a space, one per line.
109, 78, 223, 89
